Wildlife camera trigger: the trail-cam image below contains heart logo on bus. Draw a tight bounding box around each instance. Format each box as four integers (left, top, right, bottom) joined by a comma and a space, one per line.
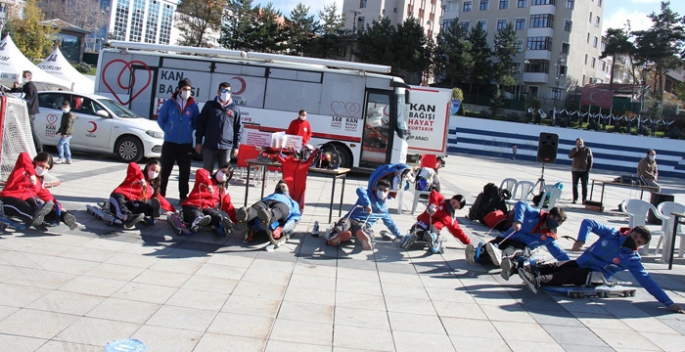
331, 101, 361, 118
46, 114, 59, 125
102, 59, 152, 105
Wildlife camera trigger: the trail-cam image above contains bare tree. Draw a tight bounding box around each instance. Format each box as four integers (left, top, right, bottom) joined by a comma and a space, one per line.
176, 0, 224, 47
41, 0, 108, 34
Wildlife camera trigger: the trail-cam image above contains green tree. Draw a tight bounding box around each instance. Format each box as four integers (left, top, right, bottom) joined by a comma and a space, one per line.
287, 3, 317, 56
355, 17, 396, 65
434, 20, 473, 88
492, 23, 521, 89
220, 0, 257, 51
467, 22, 492, 94
250, 2, 288, 53
9, 0, 57, 59
601, 27, 635, 91
176, 0, 224, 47
393, 18, 432, 84
311, 2, 346, 58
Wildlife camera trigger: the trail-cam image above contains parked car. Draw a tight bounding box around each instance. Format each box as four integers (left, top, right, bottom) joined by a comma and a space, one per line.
35, 91, 163, 162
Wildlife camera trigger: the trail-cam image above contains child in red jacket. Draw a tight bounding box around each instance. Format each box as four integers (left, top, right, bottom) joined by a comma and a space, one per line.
0, 152, 62, 228
401, 190, 468, 253
181, 164, 236, 234
109, 159, 175, 230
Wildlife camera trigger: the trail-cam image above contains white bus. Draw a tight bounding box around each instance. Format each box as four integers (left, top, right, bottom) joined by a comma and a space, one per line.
95, 42, 447, 169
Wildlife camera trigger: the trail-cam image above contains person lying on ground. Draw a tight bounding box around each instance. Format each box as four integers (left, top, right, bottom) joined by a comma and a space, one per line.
401, 190, 468, 253
235, 180, 300, 242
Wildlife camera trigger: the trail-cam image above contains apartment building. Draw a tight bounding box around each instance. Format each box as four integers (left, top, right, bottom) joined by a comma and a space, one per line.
445, 0, 605, 105
342, 0, 443, 40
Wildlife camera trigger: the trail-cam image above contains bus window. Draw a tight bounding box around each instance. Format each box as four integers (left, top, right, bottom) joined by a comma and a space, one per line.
360, 92, 393, 168
396, 93, 408, 139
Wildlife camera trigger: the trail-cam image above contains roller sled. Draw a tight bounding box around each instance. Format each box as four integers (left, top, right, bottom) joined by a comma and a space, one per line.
243, 220, 296, 248
166, 210, 233, 237
0, 199, 36, 233
541, 272, 636, 299
86, 202, 123, 226
400, 222, 446, 254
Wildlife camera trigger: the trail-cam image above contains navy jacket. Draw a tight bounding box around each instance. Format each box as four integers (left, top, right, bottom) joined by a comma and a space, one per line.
196, 97, 242, 150
23, 81, 39, 114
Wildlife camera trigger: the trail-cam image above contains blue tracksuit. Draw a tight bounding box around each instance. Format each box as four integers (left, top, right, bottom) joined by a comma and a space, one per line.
507, 201, 570, 261
575, 219, 673, 306
157, 96, 199, 144
261, 192, 301, 229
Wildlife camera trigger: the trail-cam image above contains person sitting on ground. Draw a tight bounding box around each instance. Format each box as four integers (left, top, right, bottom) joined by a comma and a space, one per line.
110, 160, 175, 230
0, 152, 68, 228
466, 201, 569, 281
402, 190, 469, 253
327, 179, 402, 250
519, 220, 683, 313
182, 165, 236, 234
235, 180, 300, 242
30, 153, 82, 230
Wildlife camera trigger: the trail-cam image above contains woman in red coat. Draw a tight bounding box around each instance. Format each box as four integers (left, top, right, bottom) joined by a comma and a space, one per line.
182, 164, 236, 234
109, 159, 174, 230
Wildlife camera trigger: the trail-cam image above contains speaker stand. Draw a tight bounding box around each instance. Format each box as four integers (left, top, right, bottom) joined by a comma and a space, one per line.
533, 163, 547, 195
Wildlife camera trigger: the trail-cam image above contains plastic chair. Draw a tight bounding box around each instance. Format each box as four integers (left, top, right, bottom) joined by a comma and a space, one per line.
235, 145, 263, 185
620, 199, 667, 255
500, 178, 518, 196
420, 154, 438, 168
411, 187, 432, 215
506, 181, 535, 206
531, 187, 562, 210
657, 201, 685, 259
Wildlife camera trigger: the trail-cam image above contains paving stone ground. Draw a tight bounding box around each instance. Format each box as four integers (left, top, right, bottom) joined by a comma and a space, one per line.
0, 150, 684, 351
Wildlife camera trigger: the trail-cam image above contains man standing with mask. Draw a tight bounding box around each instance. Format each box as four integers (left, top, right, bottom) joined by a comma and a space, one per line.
637, 149, 660, 193
157, 78, 199, 203
196, 82, 242, 174
285, 109, 313, 146
568, 138, 593, 204
22, 71, 42, 153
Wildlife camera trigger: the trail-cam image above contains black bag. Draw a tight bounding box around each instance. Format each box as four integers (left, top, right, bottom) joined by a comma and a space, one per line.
468, 183, 511, 223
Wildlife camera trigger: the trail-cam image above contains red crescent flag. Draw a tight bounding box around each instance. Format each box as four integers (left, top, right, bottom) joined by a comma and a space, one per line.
581, 86, 614, 109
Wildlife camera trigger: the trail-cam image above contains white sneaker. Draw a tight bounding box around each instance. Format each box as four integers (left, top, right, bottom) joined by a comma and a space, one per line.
55, 158, 64, 164
465, 244, 476, 264
485, 242, 503, 267
191, 215, 212, 232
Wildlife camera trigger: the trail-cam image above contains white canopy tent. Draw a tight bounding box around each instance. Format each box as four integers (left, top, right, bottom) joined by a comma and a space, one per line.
38, 46, 94, 93
0, 35, 72, 90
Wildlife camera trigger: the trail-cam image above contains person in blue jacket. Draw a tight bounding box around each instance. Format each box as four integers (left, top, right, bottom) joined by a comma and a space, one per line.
326, 163, 408, 250
476, 201, 569, 280
520, 220, 683, 313
235, 180, 300, 242
157, 78, 199, 203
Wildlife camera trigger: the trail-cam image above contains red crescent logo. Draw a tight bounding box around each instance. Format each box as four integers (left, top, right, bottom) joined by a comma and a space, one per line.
102, 59, 152, 105
231, 76, 247, 95
87, 121, 97, 133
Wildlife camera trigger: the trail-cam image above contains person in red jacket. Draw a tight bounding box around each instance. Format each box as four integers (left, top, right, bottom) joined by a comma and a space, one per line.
28, 152, 81, 230
285, 110, 313, 146
181, 164, 236, 234
0, 152, 56, 227
109, 159, 175, 230
401, 190, 468, 253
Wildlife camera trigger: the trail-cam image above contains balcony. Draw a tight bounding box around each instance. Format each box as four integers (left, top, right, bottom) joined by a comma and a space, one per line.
525, 50, 551, 61
522, 72, 549, 83
530, 4, 556, 15
527, 27, 554, 38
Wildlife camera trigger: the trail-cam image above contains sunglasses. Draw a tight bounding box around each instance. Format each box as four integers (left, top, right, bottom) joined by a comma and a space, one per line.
220, 88, 231, 93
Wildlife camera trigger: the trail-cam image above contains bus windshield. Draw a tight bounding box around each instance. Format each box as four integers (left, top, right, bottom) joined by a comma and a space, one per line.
396, 93, 408, 139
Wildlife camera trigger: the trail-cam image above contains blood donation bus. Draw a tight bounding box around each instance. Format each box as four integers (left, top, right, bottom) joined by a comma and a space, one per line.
94, 41, 450, 170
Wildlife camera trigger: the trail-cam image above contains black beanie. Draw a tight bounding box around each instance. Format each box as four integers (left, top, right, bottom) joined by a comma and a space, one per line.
177, 78, 192, 90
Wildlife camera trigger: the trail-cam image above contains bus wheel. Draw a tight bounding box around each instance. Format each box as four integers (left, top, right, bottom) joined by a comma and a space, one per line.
325, 143, 352, 169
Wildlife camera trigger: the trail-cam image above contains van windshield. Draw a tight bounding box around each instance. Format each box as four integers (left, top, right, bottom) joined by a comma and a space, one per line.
99, 99, 139, 118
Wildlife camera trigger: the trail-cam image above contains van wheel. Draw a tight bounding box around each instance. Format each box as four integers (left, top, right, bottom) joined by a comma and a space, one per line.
324, 143, 353, 169
116, 136, 143, 162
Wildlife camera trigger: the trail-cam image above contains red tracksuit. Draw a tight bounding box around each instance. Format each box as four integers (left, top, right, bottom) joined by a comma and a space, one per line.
182, 168, 236, 222
285, 118, 313, 145
277, 151, 319, 212
0, 152, 40, 201
417, 190, 470, 245
111, 162, 175, 212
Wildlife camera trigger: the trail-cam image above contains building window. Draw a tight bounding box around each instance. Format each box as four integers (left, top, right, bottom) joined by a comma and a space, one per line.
478, 20, 487, 30
596, 16, 600, 27
527, 36, 553, 51
129, 0, 145, 42
463, 1, 472, 11
593, 36, 598, 48
591, 57, 596, 68
530, 14, 554, 28
601, 61, 606, 71
587, 32, 590, 43
113, 0, 130, 41
551, 88, 562, 101
359, 16, 366, 29
601, 41, 606, 52
461, 22, 471, 31
145, 0, 160, 43
532, 0, 555, 4
499, 0, 509, 9
598, 0, 602, 6
589, 12, 593, 23
561, 43, 570, 55
159, 4, 174, 45
360, 0, 367, 8
515, 39, 524, 48
529, 86, 539, 97
584, 54, 588, 64
582, 74, 586, 84
566, 0, 573, 8
564, 20, 572, 32
559, 65, 567, 76
497, 19, 507, 29
442, 19, 454, 31
518, 0, 527, 7
480, 0, 489, 11
515, 18, 525, 30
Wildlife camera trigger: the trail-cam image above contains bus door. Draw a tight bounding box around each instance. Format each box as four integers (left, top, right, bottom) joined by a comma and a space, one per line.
359, 90, 395, 169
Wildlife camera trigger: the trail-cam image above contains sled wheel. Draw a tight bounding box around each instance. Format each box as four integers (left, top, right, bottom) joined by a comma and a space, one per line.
570, 292, 579, 298
0, 222, 8, 232
106, 220, 114, 226
577, 292, 585, 298
629, 290, 636, 297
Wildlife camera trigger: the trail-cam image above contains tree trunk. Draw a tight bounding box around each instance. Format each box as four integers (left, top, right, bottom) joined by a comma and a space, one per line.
609, 54, 616, 91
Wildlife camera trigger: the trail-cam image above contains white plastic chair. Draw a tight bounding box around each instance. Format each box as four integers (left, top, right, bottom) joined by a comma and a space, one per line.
621, 199, 668, 255
500, 178, 518, 196
506, 181, 535, 206
411, 187, 432, 215
531, 187, 562, 210
657, 201, 685, 259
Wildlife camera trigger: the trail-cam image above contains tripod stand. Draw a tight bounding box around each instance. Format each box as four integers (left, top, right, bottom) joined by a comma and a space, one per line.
532, 163, 547, 195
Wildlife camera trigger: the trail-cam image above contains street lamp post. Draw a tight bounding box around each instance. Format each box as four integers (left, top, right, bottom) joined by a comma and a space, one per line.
554, 57, 566, 115
351, 10, 363, 33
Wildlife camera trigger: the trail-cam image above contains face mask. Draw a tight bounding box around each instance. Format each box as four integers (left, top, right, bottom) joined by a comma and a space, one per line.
376, 190, 388, 200
22, 78, 29, 84
35, 166, 47, 177
623, 235, 637, 250
62, 108, 70, 113
180, 90, 191, 100
648, 155, 656, 161
275, 185, 288, 194
220, 92, 230, 102
147, 170, 159, 180
215, 171, 228, 183
545, 217, 560, 231
299, 115, 306, 120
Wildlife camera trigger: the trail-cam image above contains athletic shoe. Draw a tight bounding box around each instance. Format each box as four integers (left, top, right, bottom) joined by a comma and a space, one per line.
123, 213, 145, 230
356, 229, 373, 250
236, 207, 249, 235
327, 230, 352, 246
257, 207, 271, 231
465, 243, 476, 264
430, 238, 443, 254
518, 266, 540, 294
43, 220, 60, 227
66, 160, 72, 164
220, 217, 233, 236
485, 242, 503, 267
143, 216, 156, 226
312, 221, 320, 237
63, 212, 79, 231
190, 215, 211, 232
424, 231, 437, 250
500, 257, 514, 281
32, 200, 54, 227
54, 158, 64, 164
401, 233, 417, 249
475, 242, 483, 262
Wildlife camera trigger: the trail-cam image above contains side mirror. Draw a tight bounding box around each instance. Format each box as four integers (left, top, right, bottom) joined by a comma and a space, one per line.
405, 91, 410, 105
96, 110, 110, 118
